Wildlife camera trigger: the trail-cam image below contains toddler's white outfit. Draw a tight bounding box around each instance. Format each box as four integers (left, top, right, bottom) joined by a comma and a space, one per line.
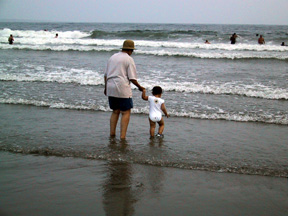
148, 96, 164, 122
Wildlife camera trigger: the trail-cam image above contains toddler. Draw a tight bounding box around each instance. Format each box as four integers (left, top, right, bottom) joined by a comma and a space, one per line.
142, 86, 169, 138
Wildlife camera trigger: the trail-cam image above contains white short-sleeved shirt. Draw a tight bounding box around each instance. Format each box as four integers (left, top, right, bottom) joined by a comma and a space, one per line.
148, 96, 165, 122
104, 52, 137, 98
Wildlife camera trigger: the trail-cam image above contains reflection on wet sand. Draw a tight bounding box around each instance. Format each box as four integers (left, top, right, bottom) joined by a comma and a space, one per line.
102, 139, 142, 216
148, 136, 164, 147
102, 138, 166, 215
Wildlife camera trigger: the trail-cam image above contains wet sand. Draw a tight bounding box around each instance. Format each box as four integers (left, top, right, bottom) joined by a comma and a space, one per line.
1, 152, 287, 216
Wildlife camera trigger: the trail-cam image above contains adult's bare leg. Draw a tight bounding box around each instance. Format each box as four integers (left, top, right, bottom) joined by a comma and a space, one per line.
110, 109, 120, 137
120, 109, 131, 139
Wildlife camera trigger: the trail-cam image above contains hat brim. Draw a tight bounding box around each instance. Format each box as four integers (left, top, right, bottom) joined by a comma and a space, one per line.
121, 47, 136, 50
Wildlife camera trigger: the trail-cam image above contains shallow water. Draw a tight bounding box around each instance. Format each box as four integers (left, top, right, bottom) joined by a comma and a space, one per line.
1, 104, 287, 178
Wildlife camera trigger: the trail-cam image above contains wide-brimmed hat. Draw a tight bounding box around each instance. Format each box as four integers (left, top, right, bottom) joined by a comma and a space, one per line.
121, 40, 135, 50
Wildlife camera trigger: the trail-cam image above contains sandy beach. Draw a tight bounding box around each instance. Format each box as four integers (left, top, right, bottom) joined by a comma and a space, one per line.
0, 104, 287, 216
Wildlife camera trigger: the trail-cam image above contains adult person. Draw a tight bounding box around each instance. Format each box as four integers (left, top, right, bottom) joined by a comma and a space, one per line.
281, 42, 286, 46
55, 33, 58, 38
230, 33, 238, 44
8, 34, 14, 44
205, 40, 210, 44
258, 35, 265, 44
104, 39, 145, 139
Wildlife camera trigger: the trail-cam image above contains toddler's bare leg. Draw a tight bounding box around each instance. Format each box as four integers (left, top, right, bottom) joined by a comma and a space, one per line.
157, 118, 165, 135
149, 118, 156, 137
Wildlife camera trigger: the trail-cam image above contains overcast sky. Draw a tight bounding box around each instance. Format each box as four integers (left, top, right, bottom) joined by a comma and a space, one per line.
0, 0, 287, 25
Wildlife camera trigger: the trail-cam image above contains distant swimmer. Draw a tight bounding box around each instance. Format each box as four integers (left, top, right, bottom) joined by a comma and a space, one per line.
205, 40, 211, 44
281, 42, 287, 46
230, 33, 238, 44
55, 33, 58, 38
8, 34, 14, 44
258, 35, 265, 44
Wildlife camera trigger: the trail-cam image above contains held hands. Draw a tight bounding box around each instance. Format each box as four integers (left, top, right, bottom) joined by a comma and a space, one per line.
141, 88, 148, 101
138, 86, 145, 92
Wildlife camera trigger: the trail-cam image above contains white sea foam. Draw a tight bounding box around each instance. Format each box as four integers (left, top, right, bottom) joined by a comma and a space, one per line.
1, 43, 287, 60
0, 64, 103, 85
132, 108, 288, 125
2, 28, 287, 52
0, 28, 90, 39
1, 28, 288, 60
0, 98, 108, 111
136, 50, 288, 60
1, 65, 287, 100
136, 40, 288, 52
135, 81, 288, 100
1, 98, 287, 125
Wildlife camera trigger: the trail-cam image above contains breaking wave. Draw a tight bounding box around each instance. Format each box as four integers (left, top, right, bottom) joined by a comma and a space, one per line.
1, 98, 287, 125
1, 70, 287, 100
1, 28, 288, 60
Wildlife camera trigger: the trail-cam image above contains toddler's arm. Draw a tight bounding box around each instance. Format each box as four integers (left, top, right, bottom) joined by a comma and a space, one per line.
161, 103, 169, 118
142, 89, 148, 101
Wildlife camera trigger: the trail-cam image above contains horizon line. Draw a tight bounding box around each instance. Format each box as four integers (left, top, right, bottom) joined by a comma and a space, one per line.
0, 19, 287, 26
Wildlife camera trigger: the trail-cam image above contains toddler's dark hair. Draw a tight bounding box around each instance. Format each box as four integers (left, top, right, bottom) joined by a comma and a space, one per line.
152, 86, 163, 95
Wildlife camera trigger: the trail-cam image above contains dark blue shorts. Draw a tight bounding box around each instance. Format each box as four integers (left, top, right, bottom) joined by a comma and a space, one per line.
108, 97, 133, 111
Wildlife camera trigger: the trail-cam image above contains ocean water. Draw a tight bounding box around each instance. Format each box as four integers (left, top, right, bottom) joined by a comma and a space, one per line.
0, 22, 287, 177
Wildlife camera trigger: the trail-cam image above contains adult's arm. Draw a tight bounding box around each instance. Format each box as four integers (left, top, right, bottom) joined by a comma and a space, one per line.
130, 79, 145, 92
